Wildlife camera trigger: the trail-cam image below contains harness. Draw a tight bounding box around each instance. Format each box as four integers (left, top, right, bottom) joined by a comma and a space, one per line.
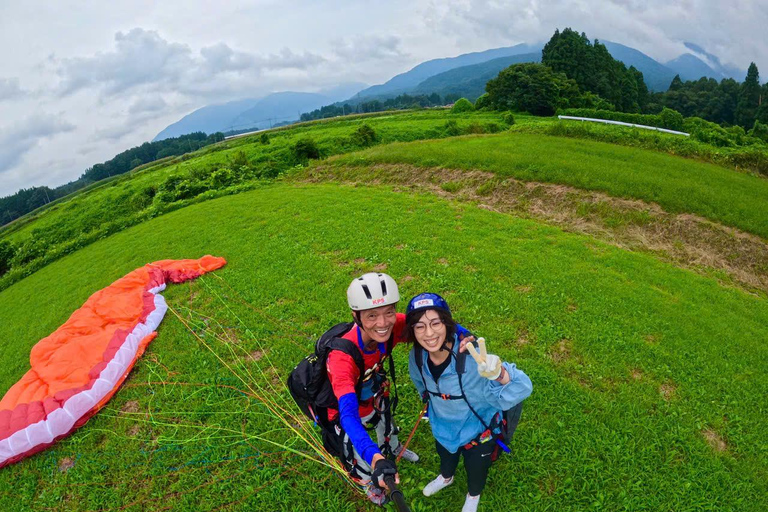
414, 340, 504, 450
339, 327, 401, 473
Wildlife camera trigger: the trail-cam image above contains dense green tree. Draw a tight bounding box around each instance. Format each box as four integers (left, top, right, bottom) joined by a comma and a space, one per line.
542, 28, 648, 112
485, 63, 581, 116
735, 62, 761, 128
757, 84, 768, 123
668, 75, 684, 91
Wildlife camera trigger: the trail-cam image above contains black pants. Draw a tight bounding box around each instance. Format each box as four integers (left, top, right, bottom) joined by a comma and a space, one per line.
435, 438, 496, 497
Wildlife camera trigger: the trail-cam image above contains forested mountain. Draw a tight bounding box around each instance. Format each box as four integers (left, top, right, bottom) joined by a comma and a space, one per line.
683, 42, 744, 80
354, 43, 544, 99
601, 41, 677, 92
413, 52, 542, 100
665, 53, 726, 82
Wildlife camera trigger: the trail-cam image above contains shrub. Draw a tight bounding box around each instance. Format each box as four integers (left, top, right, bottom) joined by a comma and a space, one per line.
466, 123, 485, 134
485, 122, 502, 133
443, 120, 461, 136
474, 94, 490, 110
659, 107, 684, 131
502, 112, 516, 125
350, 124, 378, 147
451, 98, 475, 113
293, 138, 321, 161
0, 240, 14, 276
260, 133, 270, 145
210, 167, 235, 188
231, 150, 249, 168
749, 120, 768, 143
10, 239, 46, 267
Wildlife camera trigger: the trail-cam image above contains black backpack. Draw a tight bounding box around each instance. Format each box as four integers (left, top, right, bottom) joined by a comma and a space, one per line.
287, 322, 365, 428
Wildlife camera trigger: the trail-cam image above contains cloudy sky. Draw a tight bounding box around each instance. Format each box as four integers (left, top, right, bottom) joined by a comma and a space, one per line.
1, 0, 766, 196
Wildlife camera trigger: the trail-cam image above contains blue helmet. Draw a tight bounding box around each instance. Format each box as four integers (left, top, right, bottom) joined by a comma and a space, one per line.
406, 292, 451, 318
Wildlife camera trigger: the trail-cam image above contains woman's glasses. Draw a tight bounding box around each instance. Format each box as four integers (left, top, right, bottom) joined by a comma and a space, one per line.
413, 318, 445, 334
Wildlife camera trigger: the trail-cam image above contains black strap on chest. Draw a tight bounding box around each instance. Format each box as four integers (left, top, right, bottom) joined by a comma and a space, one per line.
415, 341, 494, 432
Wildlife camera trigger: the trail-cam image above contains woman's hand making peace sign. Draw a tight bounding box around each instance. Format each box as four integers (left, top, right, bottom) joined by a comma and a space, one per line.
465, 338, 509, 383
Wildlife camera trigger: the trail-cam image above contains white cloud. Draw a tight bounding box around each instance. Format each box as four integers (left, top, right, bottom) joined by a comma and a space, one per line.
54, 28, 326, 100
128, 96, 167, 115
0, 115, 75, 174
0, 78, 26, 101
332, 35, 408, 61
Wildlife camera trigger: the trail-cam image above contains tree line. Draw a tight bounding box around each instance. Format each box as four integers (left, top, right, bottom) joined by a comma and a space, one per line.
1, 131, 225, 226
299, 93, 461, 122
480, 28, 767, 131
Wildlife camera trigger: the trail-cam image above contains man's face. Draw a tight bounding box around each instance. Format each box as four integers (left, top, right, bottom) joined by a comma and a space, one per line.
357, 304, 397, 344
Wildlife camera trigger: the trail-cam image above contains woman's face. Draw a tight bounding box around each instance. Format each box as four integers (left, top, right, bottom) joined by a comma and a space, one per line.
412, 309, 447, 353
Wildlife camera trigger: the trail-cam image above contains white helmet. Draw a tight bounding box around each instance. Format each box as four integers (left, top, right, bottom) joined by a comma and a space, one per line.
347, 272, 400, 311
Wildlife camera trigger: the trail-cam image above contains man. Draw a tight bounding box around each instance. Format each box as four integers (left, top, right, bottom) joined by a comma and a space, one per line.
324, 272, 418, 505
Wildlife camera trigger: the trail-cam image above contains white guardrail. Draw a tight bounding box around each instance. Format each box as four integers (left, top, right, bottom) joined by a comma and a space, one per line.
557, 115, 690, 136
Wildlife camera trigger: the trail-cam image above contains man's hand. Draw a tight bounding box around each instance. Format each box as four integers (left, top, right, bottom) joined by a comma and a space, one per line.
466, 338, 503, 380
371, 455, 399, 488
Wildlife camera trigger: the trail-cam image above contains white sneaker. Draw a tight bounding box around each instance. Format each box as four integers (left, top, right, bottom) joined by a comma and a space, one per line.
462, 493, 481, 512
394, 444, 420, 462
422, 474, 453, 496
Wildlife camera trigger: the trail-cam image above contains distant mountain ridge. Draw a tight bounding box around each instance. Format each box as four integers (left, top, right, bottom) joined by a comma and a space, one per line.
355, 43, 543, 99
153, 82, 366, 141
155, 39, 745, 140
413, 52, 542, 100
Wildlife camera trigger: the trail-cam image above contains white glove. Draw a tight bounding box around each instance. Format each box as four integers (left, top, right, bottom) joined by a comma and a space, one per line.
466, 338, 503, 380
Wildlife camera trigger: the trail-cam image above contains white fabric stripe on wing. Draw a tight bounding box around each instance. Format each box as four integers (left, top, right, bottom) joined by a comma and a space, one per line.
0, 287, 167, 466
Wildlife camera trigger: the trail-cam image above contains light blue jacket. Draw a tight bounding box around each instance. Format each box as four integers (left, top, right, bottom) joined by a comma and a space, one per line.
408, 335, 533, 453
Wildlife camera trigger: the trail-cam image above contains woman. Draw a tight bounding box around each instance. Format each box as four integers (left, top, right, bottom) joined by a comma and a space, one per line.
406, 293, 532, 512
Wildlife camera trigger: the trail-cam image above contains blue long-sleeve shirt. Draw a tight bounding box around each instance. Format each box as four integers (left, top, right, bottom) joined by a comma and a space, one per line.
408, 334, 532, 453
336, 324, 473, 465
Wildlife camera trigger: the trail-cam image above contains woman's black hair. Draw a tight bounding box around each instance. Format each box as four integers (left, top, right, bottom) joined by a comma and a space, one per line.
405, 308, 457, 346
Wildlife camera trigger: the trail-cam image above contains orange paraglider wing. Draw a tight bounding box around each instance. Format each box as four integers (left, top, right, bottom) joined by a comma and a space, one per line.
0, 256, 226, 468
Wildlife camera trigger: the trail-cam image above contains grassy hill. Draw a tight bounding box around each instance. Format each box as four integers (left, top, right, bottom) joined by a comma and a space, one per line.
1, 109, 767, 511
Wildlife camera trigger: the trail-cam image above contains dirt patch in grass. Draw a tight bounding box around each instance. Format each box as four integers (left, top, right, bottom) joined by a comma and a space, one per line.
128, 425, 142, 437
373, 263, 388, 271
304, 163, 768, 295
549, 339, 572, 364
702, 428, 728, 453
630, 369, 643, 380
659, 382, 677, 401
58, 457, 76, 473
644, 334, 660, 345
222, 327, 243, 344
248, 349, 265, 362
121, 400, 140, 414
516, 329, 531, 346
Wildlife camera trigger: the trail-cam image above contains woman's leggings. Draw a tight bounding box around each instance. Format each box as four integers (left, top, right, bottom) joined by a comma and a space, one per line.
435, 439, 496, 497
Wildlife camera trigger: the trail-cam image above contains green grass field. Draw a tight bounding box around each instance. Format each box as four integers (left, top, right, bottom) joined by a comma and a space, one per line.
1, 183, 766, 511
1, 108, 767, 511
331, 132, 768, 238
